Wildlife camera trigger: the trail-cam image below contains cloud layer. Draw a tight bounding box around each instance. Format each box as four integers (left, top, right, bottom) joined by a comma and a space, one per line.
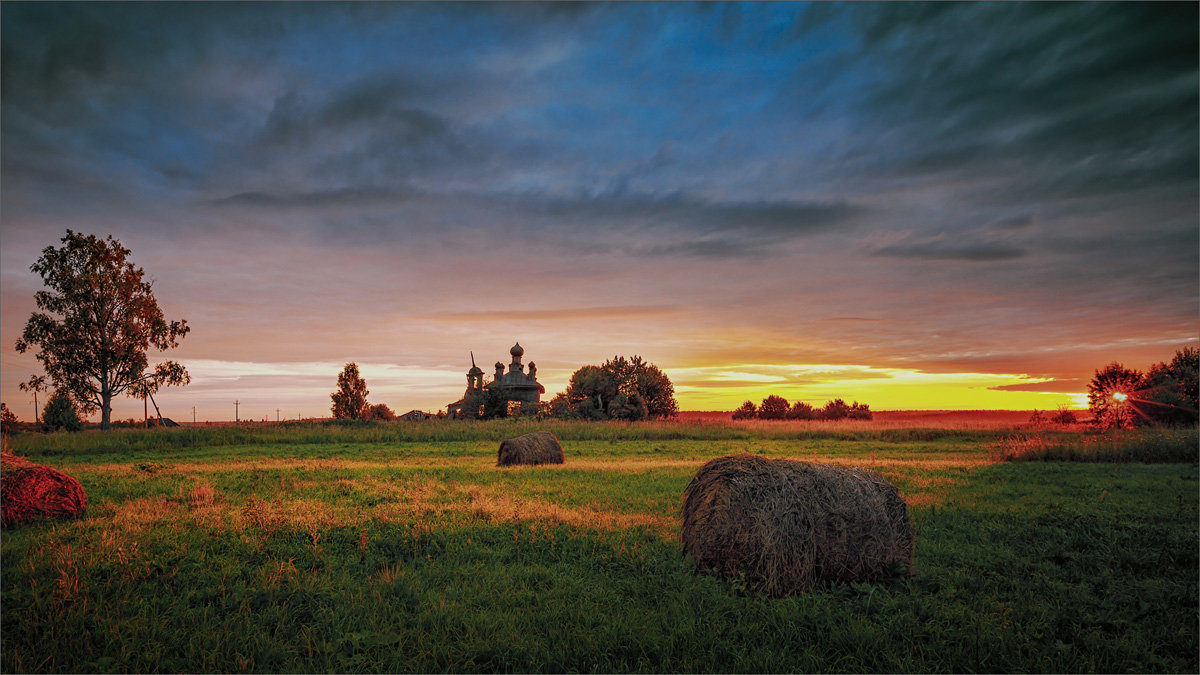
2, 2, 1195, 418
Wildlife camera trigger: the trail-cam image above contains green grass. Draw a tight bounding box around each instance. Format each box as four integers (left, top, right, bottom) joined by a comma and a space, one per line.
2, 423, 1196, 673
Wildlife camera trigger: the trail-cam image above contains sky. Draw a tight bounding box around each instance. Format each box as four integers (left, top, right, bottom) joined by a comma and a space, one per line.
1, 1, 1197, 422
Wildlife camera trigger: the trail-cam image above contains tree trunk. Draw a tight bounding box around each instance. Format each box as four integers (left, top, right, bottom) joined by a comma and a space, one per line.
101, 391, 112, 430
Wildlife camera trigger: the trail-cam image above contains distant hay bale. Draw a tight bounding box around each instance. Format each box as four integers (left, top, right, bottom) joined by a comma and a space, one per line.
2, 452, 87, 527
680, 453, 913, 596
497, 431, 565, 466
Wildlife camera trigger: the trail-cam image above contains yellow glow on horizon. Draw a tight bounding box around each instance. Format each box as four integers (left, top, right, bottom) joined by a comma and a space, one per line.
666, 363, 1088, 411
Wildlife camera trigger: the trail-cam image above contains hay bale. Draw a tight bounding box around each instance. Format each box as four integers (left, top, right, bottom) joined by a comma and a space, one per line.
680, 453, 913, 596
497, 431, 565, 466
2, 452, 87, 527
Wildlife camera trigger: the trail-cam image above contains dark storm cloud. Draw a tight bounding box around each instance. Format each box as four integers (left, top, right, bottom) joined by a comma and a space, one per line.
213, 187, 421, 210
532, 193, 862, 235
821, 2, 1198, 202
871, 243, 1027, 263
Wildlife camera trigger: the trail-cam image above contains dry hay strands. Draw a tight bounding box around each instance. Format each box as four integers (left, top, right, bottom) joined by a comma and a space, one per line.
2, 453, 87, 527
497, 431, 565, 467
680, 453, 914, 596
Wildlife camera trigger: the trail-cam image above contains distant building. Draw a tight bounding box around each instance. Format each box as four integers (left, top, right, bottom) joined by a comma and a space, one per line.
446, 343, 545, 418
399, 409, 431, 421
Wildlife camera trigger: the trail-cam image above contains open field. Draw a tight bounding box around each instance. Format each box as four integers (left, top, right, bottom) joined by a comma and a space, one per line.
2, 420, 1197, 673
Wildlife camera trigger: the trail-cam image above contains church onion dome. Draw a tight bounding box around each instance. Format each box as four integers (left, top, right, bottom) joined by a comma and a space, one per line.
510, 342, 524, 358
468, 365, 483, 375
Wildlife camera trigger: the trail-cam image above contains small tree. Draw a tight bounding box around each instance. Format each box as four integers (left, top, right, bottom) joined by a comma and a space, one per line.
757, 395, 790, 420
731, 400, 757, 420
847, 401, 872, 420
1, 403, 18, 428
43, 389, 83, 432
1141, 348, 1199, 427
330, 362, 370, 420
369, 403, 396, 421
15, 231, 190, 430
821, 398, 851, 421
788, 401, 817, 420
19, 375, 49, 424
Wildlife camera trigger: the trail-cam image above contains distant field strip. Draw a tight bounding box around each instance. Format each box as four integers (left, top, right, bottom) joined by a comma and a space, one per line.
72, 453, 990, 477
68, 452, 980, 544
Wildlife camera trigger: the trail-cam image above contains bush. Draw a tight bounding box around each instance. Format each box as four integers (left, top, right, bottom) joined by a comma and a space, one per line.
757, 395, 790, 420
848, 402, 872, 420
1050, 406, 1077, 425
788, 401, 817, 420
368, 404, 396, 421
731, 401, 757, 420
821, 398, 851, 421
42, 389, 82, 432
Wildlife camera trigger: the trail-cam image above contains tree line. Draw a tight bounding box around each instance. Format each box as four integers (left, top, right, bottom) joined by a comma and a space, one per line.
1086, 347, 1198, 428
330, 355, 679, 422
732, 395, 872, 421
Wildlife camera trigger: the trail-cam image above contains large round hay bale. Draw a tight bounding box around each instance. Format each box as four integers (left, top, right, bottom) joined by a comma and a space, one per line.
497, 431, 564, 466
681, 453, 913, 596
2, 452, 87, 527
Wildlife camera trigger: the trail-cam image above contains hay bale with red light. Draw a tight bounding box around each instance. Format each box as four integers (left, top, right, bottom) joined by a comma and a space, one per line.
680, 453, 913, 596
2, 451, 87, 527
497, 431, 565, 466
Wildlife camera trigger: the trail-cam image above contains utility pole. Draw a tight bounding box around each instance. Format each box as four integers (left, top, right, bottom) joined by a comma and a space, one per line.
234, 400, 240, 423
276, 408, 280, 422
192, 406, 196, 424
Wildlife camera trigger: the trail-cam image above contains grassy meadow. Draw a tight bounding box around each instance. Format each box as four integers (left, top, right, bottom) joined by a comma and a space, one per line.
2, 418, 1197, 673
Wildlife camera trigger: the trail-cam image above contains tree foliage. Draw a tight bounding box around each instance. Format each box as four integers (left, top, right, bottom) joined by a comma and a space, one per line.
757, 395, 790, 420
1087, 349, 1198, 428
1140, 347, 1199, 427
330, 363, 370, 420
1087, 362, 1145, 429
731, 400, 757, 420
557, 356, 678, 421
14, 231, 190, 429
788, 401, 817, 420
368, 403, 396, 421
732, 396, 871, 421
43, 389, 83, 432
821, 398, 852, 420
1, 403, 18, 428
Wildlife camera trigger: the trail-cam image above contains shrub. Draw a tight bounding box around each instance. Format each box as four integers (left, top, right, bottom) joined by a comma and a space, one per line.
1050, 406, 1077, 425
1, 403, 18, 428
788, 401, 817, 420
368, 403, 396, 421
731, 401, 757, 420
848, 402, 872, 420
821, 398, 851, 421
757, 395, 790, 420
42, 389, 82, 432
